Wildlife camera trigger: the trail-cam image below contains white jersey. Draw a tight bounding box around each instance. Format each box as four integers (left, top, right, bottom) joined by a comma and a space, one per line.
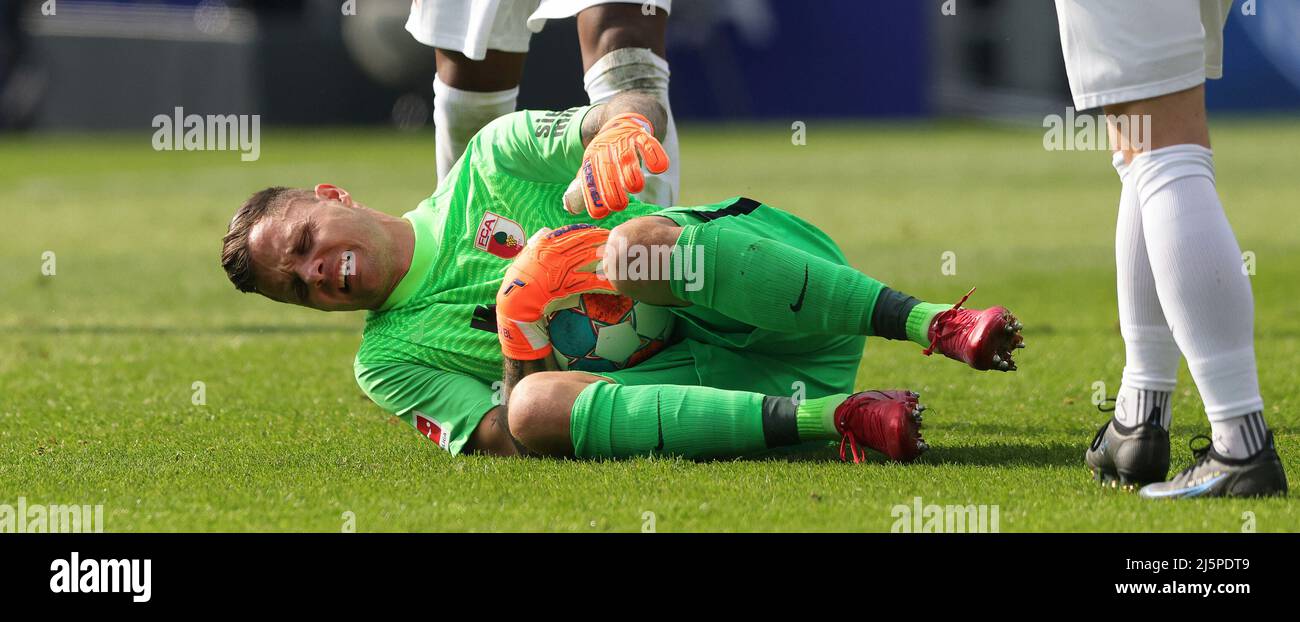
1054, 0, 1234, 109
406, 0, 673, 60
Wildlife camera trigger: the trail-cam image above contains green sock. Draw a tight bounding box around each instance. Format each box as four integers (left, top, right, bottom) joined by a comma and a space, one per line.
905, 302, 949, 347
569, 383, 849, 459
795, 394, 846, 440
672, 222, 942, 345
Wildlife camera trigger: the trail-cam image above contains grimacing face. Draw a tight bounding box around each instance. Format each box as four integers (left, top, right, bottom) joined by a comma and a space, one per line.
247, 188, 402, 312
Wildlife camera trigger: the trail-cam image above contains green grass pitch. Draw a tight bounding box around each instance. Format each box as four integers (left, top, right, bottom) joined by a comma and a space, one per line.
2, 119, 1297, 532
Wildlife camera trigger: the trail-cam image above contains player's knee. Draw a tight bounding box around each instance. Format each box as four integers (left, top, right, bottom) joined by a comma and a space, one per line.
606, 217, 686, 304
433, 49, 526, 92
505, 374, 550, 439
605, 218, 688, 304
506, 372, 574, 451
608, 217, 680, 256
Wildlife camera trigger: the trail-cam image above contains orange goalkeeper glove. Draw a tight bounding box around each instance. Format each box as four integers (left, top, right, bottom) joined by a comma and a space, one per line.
567, 112, 670, 219
496, 224, 616, 360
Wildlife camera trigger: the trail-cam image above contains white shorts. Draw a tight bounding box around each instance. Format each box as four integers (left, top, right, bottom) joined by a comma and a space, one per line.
406, 0, 672, 61
1055, 0, 1233, 109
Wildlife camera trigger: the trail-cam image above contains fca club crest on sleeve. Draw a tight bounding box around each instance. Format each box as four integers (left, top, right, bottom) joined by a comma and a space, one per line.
474, 211, 526, 259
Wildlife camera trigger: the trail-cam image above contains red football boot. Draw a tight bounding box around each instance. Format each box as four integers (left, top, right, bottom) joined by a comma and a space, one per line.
834, 390, 928, 463
923, 287, 1024, 372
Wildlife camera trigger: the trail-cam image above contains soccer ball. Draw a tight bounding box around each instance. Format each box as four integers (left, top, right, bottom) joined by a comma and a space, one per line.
547, 293, 675, 372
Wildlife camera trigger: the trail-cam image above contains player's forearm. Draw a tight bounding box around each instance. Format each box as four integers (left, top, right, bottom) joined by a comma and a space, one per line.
582, 91, 668, 145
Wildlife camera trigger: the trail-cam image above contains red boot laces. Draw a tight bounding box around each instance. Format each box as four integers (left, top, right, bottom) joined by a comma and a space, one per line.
922, 286, 977, 357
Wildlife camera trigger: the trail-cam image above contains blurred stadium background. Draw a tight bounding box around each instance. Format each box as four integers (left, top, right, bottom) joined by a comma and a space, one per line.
5, 0, 1300, 133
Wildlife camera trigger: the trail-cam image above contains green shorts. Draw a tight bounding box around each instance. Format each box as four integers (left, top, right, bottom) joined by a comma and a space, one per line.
604, 197, 866, 399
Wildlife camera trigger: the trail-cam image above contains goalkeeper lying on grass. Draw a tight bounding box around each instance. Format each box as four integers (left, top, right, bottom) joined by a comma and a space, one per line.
219, 92, 1025, 462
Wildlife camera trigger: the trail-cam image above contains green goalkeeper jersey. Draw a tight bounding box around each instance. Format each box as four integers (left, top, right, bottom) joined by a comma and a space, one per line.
354, 105, 661, 454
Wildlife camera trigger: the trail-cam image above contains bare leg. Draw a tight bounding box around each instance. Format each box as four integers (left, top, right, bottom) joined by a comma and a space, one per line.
433, 48, 527, 91
1108, 84, 1268, 458
1104, 84, 1209, 163
431, 49, 527, 181
575, 4, 667, 71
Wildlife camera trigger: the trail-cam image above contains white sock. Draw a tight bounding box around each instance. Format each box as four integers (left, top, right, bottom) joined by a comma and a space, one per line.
1114, 386, 1173, 430
583, 47, 679, 208
1210, 411, 1270, 458
1129, 144, 1267, 442
432, 75, 519, 182
1112, 152, 1179, 430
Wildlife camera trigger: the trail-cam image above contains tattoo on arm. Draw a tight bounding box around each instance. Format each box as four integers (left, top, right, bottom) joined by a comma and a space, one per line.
503, 357, 556, 402
580, 91, 668, 147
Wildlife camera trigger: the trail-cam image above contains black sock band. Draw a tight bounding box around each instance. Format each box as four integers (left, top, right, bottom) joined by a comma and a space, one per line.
870, 287, 921, 341
760, 396, 801, 448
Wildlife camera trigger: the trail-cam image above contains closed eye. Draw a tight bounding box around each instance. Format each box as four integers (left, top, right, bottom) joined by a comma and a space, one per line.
288, 222, 314, 303
294, 222, 314, 255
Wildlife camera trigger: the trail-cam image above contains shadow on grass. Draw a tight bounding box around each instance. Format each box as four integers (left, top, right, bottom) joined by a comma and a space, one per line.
751, 440, 1082, 467
924, 441, 1081, 467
